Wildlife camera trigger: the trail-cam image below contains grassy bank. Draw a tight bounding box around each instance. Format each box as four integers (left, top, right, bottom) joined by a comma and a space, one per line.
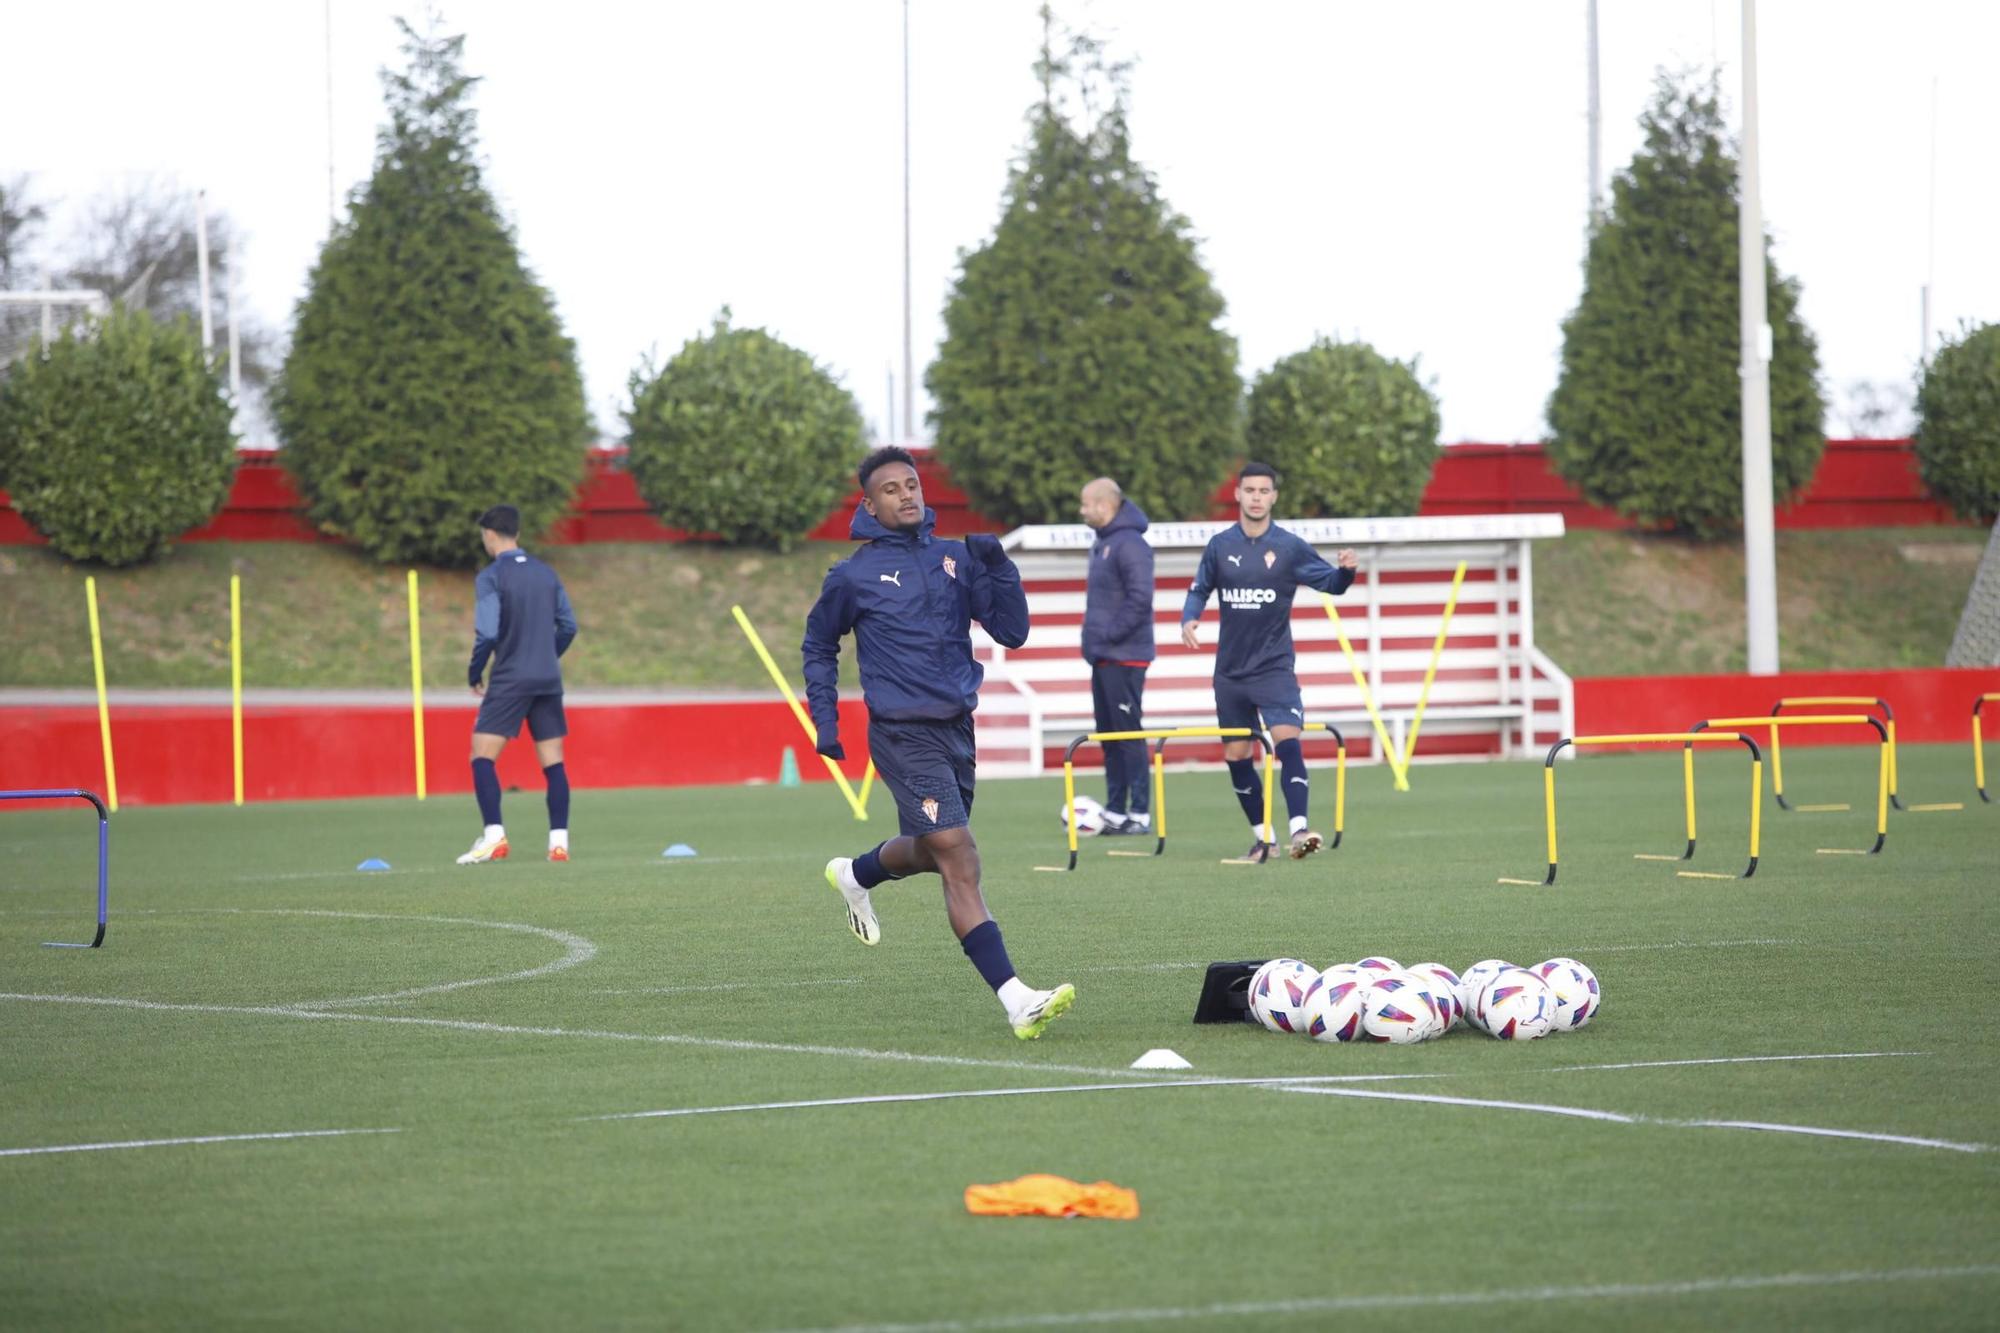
0, 525, 1985, 689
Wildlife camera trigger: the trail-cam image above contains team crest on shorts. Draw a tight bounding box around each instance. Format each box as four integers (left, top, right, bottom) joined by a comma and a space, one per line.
941, 556, 957, 580
1264, 549, 1277, 569
921, 797, 940, 823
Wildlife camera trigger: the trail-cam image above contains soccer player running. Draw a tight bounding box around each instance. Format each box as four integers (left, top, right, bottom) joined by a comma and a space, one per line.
1180, 462, 1359, 863
806, 446, 1075, 1040
1078, 477, 1155, 835
457, 504, 578, 865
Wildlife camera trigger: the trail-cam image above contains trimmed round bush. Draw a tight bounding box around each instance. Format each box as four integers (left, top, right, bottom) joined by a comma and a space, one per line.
1915, 322, 2000, 521
1244, 339, 1440, 517
0, 307, 236, 565
623, 314, 863, 550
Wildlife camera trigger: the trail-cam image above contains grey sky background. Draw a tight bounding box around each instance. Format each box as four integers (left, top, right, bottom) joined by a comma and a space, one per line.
10, 1, 1998, 444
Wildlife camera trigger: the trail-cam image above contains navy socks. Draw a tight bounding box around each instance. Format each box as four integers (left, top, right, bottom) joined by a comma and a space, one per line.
472, 757, 502, 826
853, 840, 902, 890
960, 919, 1016, 992
1275, 738, 1309, 823
1225, 758, 1264, 830
543, 762, 570, 831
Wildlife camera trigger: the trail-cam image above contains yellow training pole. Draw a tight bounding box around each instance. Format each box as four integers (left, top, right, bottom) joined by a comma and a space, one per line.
1262, 742, 1275, 841
85, 576, 118, 812
1335, 743, 1347, 841
1152, 745, 1166, 845
1977, 704, 1990, 800
231, 573, 244, 806
1063, 761, 1079, 857
1399, 561, 1467, 772
1542, 764, 1558, 878
1887, 718, 1899, 805
1876, 738, 1890, 841
408, 569, 427, 801
1683, 742, 1697, 853
1322, 595, 1409, 790
730, 605, 866, 820
1750, 757, 1763, 862
856, 761, 877, 814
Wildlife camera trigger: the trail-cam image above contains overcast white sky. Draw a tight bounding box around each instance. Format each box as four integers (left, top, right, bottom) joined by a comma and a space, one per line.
10, 1, 1998, 444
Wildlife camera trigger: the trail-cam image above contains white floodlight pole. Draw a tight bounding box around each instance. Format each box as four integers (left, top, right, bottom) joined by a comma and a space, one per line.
325, 0, 338, 228
1586, 0, 1603, 230
1922, 76, 1937, 365
1739, 0, 1779, 674
226, 230, 243, 409
901, 0, 915, 444
195, 190, 214, 354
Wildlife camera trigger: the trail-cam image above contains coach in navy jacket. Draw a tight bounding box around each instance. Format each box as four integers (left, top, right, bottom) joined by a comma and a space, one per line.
1078, 479, 1156, 829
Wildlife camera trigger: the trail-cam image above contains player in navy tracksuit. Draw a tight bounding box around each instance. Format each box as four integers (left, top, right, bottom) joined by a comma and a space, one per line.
1078, 478, 1155, 832
804, 446, 1075, 1040
458, 504, 578, 865
1180, 462, 1358, 863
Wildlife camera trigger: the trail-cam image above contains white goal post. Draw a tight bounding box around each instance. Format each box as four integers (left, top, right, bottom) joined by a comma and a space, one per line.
0, 290, 111, 369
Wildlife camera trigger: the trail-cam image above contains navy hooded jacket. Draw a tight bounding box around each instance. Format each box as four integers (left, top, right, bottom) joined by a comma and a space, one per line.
802, 506, 1030, 745
1080, 499, 1156, 664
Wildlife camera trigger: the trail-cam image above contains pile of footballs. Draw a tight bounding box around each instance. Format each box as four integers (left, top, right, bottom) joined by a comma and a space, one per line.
1247, 956, 1600, 1043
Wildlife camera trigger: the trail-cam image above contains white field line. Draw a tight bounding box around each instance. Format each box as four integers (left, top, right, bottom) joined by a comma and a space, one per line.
593, 980, 861, 996
1540, 1051, 1925, 1075
0, 1128, 399, 1159
253, 910, 599, 1009
772, 1265, 2000, 1333
1275, 1085, 1989, 1153
1581, 938, 1801, 953
0, 992, 1156, 1081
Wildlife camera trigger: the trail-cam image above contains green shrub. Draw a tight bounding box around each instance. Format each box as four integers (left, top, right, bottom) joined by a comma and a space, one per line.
1915, 322, 2000, 520
1245, 339, 1440, 516
272, 21, 587, 567
1547, 73, 1824, 539
927, 26, 1240, 526
623, 314, 863, 550
0, 306, 236, 565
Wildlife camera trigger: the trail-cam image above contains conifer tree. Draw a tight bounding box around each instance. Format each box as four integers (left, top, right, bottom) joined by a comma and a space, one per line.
1914, 322, 2000, 521
1547, 73, 1824, 539
928, 10, 1240, 526
274, 19, 587, 566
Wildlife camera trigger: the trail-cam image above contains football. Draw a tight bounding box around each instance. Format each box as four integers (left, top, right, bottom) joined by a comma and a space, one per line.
1406, 962, 1465, 1031
1301, 968, 1369, 1043
1477, 967, 1556, 1040
1059, 795, 1107, 836
1248, 959, 1318, 1035
1536, 958, 1601, 1031
1458, 959, 1516, 1031
1353, 955, 1402, 975
1359, 969, 1445, 1044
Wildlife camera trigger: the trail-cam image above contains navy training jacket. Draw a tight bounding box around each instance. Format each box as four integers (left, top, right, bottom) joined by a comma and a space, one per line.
1080, 499, 1156, 664
1180, 522, 1354, 681
802, 507, 1030, 742
468, 548, 576, 695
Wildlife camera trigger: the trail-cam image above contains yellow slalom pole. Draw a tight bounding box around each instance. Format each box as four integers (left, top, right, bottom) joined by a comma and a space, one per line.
1399, 561, 1467, 772
730, 605, 866, 820
1322, 596, 1409, 790
85, 576, 118, 812
856, 761, 877, 814
231, 574, 244, 807
408, 570, 427, 801
1261, 742, 1275, 842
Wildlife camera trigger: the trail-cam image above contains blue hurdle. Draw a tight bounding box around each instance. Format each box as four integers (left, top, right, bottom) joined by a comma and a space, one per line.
3, 788, 108, 948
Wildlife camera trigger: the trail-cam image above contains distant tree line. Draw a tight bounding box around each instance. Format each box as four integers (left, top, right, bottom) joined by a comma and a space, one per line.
2, 14, 1991, 567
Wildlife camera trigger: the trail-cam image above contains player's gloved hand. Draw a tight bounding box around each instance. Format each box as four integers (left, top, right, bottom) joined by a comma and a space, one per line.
965, 533, 1009, 567
816, 730, 846, 761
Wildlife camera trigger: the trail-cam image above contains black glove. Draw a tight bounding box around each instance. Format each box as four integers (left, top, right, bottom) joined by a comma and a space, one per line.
816, 730, 846, 761
965, 533, 1009, 567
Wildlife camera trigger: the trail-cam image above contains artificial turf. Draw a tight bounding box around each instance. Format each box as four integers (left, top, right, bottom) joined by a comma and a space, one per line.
2, 742, 1996, 1330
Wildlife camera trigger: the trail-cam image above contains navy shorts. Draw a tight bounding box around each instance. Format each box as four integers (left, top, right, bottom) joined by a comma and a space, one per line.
869, 714, 976, 838
1213, 672, 1305, 735
474, 692, 567, 741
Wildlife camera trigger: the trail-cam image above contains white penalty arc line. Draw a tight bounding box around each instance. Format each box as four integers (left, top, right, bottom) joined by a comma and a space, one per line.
0, 1128, 400, 1159
773, 1265, 2000, 1332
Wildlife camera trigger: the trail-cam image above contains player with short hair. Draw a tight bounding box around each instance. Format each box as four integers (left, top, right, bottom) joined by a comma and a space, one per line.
1078, 476, 1156, 834
1179, 462, 1359, 863
457, 504, 578, 865
805, 446, 1075, 1040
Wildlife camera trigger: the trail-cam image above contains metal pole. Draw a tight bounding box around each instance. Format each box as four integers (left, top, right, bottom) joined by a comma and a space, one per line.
1739, 0, 1779, 675
901, 0, 915, 445
1922, 77, 1938, 366
226, 230, 242, 406
325, 0, 337, 228
195, 190, 214, 354
1586, 0, 1603, 230
885, 365, 896, 443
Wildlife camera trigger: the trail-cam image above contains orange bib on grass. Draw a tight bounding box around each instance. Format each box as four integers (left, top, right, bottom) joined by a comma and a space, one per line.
964, 1174, 1139, 1220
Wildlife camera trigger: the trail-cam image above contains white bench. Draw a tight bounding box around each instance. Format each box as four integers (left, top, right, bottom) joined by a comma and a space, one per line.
973, 515, 1575, 777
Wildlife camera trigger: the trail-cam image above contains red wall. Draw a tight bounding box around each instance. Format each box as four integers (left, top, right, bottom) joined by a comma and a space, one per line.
5, 671, 1993, 808
0, 439, 1966, 548
0, 698, 873, 808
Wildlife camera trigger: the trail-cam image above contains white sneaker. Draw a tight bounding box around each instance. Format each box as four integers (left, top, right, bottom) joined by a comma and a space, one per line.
456, 830, 510, 864
1010, 983, 1076, 1040
824, 858, 879, 946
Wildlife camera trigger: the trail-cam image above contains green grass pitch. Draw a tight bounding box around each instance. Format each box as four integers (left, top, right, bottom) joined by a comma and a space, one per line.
3, 743, 1997, 1330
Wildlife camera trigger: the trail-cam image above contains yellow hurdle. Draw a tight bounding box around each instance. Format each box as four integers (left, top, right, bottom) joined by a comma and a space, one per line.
1691, 714, 1887, 854
729, 605, 867, 821
1975, 694, 1999, 805
1533, 733, 1762, 886
1771, 696, 1903, 811
1060, 727, 1274, 871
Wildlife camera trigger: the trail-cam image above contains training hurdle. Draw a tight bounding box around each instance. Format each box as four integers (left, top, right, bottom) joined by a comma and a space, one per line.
1976, 694, 2000, 804
1524, 734, 1762, 887
1692, 714, 1889, 855
2, 788, 108, 948
1055, 727, 1269, 871
1150, 721, 1349, 858
1769, 697, 1903, 811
